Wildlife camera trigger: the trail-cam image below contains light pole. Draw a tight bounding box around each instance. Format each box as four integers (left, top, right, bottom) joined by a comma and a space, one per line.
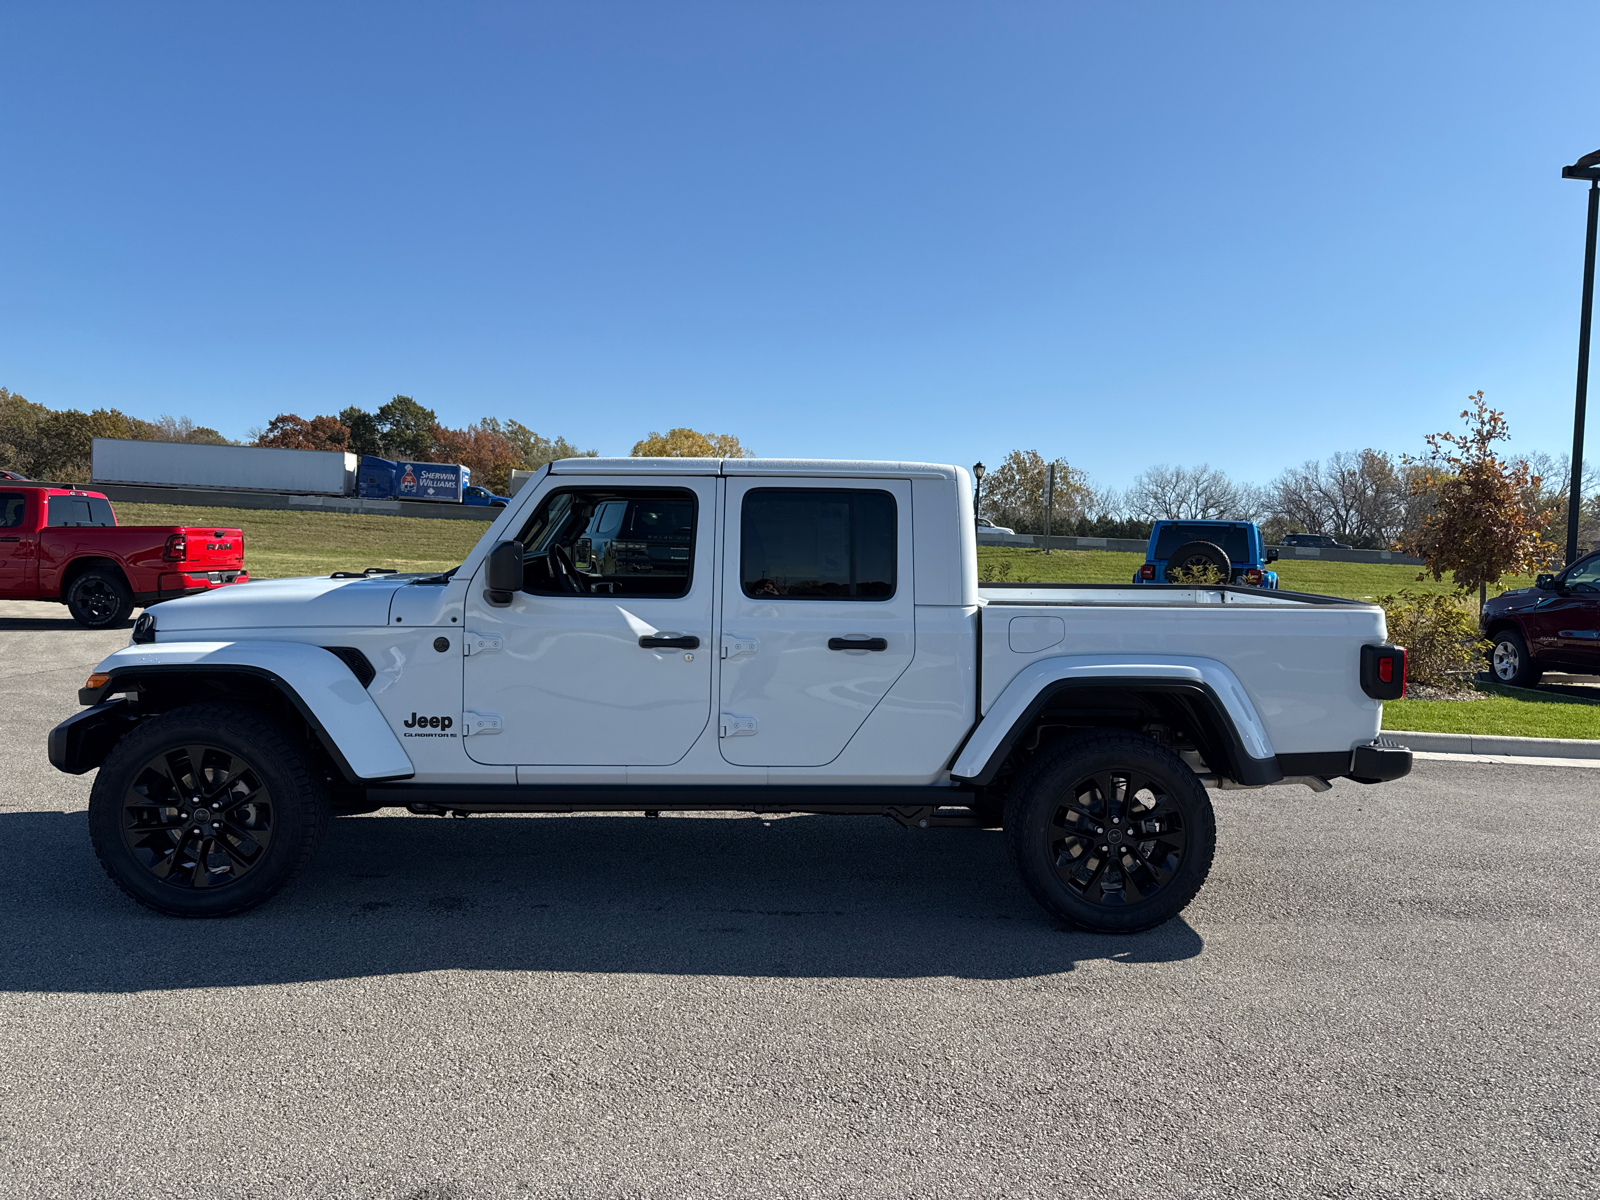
972, 462, 986, 517
1562, 148, 1600, 565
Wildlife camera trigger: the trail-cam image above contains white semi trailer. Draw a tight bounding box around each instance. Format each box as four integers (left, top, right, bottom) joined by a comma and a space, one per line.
91, 439, 358, 496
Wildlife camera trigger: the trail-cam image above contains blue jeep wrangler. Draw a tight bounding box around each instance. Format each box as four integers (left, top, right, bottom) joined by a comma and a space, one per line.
1133, 520, 1279, 588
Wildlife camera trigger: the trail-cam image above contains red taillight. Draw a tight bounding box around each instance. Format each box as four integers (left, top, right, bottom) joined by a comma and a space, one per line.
163, 534, 187, 562
1244, 568, 1263, 586
1138, 564, 1155, 580
1397, 648, 1407, 697
1378, 658, 1393, 683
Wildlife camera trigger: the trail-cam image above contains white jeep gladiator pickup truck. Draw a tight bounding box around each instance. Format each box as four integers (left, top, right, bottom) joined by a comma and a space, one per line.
50, 458, 1411, 932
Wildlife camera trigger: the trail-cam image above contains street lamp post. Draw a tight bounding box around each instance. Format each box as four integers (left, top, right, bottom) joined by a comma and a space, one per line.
1562, 149, 1600, 566
972, 462, 986, 517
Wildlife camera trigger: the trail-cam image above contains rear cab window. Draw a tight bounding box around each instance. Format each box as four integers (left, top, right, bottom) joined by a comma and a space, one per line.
740, 488, 897, 599
46, 496, 116, 527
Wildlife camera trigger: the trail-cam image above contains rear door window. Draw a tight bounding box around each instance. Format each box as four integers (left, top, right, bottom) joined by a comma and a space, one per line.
0, 493, 25, 528
740, 488, 897, 599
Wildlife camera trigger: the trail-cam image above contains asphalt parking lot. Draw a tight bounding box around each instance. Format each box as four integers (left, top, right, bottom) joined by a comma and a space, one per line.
0, 601, 1596, 1199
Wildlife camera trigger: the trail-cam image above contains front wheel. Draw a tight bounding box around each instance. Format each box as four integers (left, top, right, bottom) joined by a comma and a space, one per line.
87, 703, 330, 917
1004, 731, 1216, 934
1489, 629, 1542, 688
66, 568, 133, 628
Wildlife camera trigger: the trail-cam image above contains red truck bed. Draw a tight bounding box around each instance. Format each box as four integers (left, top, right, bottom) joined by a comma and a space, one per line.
0, 486, 248, 627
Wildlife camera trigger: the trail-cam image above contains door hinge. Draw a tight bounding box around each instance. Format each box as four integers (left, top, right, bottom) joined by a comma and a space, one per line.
718, 713, 758, 738
720, 634, 759, 659
464, 632, 503, 655
462, 712, 503, 736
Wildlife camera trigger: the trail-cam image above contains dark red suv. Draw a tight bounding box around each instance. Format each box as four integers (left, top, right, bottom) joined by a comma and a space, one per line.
1481, 552, 1600, 686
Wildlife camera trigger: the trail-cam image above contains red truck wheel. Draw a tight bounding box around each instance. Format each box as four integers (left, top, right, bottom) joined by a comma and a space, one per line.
65, 568, 134, 628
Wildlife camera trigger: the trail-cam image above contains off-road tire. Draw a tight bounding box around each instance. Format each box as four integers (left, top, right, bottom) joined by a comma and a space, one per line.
1162, 540, 1230, 584
1489, 629, 1542, 689
88, 702, 330, 917
66, 568, 134, 628
1004, 730, 1216, 934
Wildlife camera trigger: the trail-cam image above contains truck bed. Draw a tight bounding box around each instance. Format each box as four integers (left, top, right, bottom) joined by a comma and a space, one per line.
978, 582, 1386, 757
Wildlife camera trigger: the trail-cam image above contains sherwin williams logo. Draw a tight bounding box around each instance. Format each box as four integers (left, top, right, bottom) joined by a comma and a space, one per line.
402, 712, 455, 737
399, 466, 418, 494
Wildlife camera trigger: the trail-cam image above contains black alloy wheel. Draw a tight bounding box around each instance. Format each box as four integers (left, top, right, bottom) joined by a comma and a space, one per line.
120, 743, 274, 890
88, 703, 329, 917
66, 568, 133, 628
1005, 731, 1216, 934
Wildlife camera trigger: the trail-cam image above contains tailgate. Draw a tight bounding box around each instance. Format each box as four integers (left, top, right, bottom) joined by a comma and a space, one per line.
178, 527, 245, 570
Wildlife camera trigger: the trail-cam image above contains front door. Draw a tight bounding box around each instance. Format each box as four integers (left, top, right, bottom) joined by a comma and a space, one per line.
718, 478, 915, 767
461, 476, 718, 766
1552, 555, 1600, 669
0, 491, 35, 598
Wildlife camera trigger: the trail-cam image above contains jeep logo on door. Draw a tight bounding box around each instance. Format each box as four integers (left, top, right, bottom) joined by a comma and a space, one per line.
402, 712, 455, 737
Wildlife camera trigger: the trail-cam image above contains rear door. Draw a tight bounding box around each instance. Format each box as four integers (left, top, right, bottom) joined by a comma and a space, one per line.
718, 478, 915, 767
0, 491, 35, 597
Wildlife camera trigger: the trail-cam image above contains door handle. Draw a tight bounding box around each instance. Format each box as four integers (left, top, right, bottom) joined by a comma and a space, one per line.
639, 634, 700, 650
0, 537, 18, 543
828, 637, 888, 651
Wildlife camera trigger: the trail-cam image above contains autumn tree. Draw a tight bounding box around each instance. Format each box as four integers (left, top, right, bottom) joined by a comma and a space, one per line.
478, 417, 594, 471
254, 413, 351, 451
1399, 392, 1553, 608
631, 428, 748, 458
430, 422, 522, 494
979, 450, 1093, 534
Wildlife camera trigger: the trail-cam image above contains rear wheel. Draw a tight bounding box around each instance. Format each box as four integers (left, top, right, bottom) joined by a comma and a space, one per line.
87, 703, 330, 917
1162, 540, 1230, 584
65, 568, 133, 628
1489, 629, 1542, 688
1004, 731, 1216, 934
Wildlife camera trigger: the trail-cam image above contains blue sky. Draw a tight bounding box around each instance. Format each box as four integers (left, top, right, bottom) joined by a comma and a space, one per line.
2, 2, 1597, 491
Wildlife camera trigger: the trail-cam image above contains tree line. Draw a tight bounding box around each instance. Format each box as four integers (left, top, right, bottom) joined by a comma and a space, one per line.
978, 397, 1598, 564
254, 399, 748, 494
0, 388, 231, 482
0, 385, 750, 496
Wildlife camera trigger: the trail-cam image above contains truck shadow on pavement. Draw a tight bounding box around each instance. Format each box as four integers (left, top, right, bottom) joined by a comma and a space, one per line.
0, 810, 1203, 993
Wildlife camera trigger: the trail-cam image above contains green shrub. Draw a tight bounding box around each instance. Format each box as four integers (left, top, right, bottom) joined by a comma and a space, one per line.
1376, 590, 1483, 688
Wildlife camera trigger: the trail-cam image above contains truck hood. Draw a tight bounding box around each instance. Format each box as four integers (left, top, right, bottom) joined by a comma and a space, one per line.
146, 574, 412, 633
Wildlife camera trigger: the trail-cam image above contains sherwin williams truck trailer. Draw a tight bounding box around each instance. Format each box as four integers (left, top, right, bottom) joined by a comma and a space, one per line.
91, 439, 358, 496
356, 457, 471, 503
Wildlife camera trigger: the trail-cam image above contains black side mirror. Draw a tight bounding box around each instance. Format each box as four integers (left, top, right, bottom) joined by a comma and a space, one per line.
484, 540, 525, 606
1536, 573, 1558, 591
1265, 549, 1279, 563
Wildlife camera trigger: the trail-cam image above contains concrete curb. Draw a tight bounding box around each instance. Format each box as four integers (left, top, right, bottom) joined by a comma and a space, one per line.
1386, 729, 1600, 760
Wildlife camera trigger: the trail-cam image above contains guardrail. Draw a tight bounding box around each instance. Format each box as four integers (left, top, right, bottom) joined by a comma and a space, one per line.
94, 484, 495, 522
977, 531, 1424, 566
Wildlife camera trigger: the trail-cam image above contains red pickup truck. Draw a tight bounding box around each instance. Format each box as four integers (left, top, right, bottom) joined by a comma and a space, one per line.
0, 486, 248, 628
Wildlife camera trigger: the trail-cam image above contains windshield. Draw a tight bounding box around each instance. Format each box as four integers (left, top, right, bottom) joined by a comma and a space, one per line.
1153, 524, 1251, 562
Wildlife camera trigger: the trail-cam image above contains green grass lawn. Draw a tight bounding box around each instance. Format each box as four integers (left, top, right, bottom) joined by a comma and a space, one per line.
975, 546, 1533, 602
116, 503, 493, 579
1383, 689, 1600, 739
